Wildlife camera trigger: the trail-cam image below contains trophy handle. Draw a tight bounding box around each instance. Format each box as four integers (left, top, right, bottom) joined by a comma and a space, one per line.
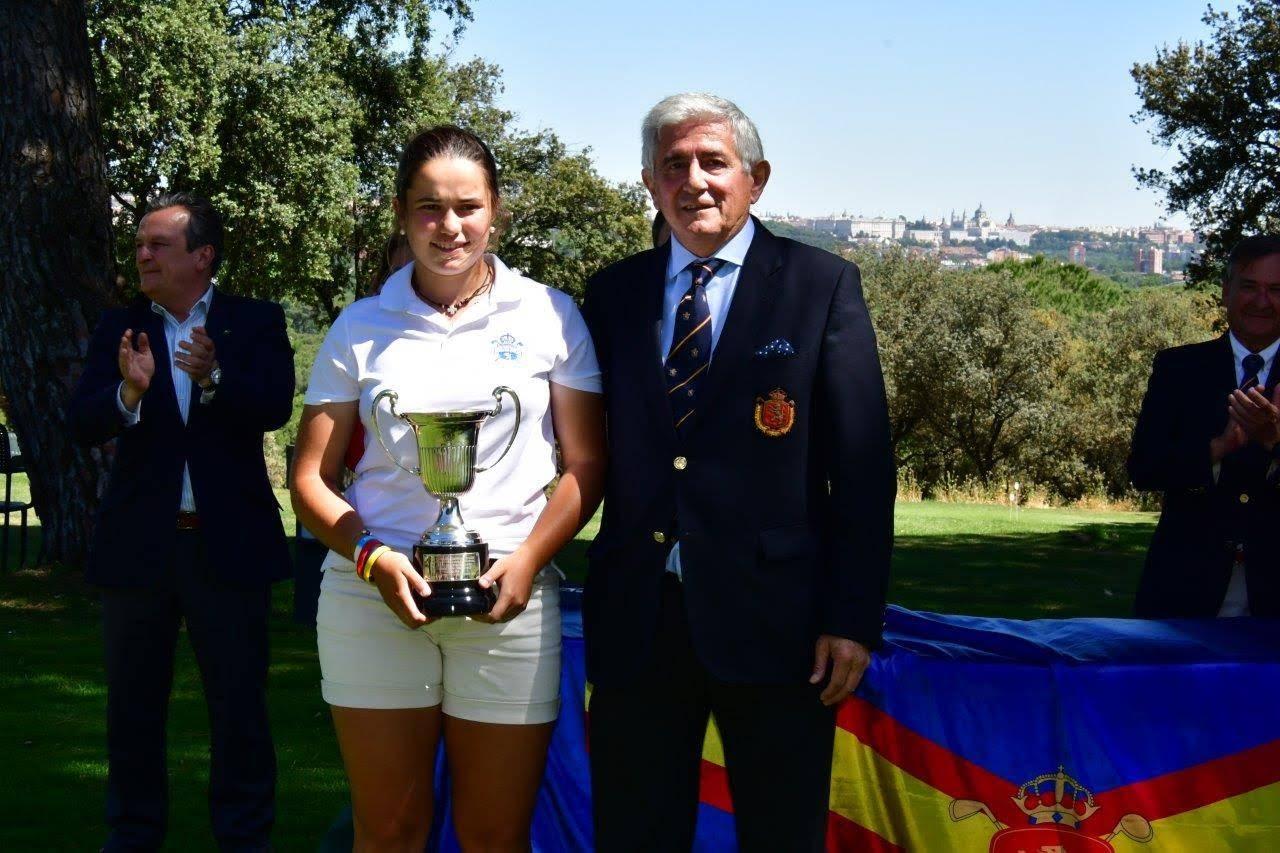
371, 389, 420, 476
474, 386, 521, 473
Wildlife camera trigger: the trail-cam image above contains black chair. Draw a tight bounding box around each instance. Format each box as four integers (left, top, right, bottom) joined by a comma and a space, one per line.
0, 423, 32, 571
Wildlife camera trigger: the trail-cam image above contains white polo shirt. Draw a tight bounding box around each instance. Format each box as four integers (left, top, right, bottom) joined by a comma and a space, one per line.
304, 255, 601, 560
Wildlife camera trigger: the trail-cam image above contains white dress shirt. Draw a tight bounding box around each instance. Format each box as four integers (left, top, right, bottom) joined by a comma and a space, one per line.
660, 219, 756, 580
1229, 332, 1280, 387
116, 285, 214, 513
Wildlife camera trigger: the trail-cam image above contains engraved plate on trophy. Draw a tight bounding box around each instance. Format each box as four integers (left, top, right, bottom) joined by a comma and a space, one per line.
371, 386, 521, 616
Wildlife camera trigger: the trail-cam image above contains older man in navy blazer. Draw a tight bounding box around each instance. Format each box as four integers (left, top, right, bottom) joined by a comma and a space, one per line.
69, 193, 293, 851
582, 94, 895, 852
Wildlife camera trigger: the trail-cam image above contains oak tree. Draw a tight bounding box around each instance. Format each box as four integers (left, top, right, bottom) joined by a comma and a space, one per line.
1132, 1, 1280, 281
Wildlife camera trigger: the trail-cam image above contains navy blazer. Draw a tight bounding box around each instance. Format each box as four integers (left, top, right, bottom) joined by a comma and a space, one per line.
69, 289, 294, 587
581, 221, 895, 687
1128, 335, 1280, 617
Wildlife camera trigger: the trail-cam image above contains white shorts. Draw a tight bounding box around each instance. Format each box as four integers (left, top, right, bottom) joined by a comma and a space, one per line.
316, 554, 561, 724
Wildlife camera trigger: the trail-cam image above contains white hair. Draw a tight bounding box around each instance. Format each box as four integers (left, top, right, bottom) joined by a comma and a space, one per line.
641, 93, 764, 174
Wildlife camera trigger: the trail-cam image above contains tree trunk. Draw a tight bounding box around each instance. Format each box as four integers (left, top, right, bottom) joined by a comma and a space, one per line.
0, 0, 119, 567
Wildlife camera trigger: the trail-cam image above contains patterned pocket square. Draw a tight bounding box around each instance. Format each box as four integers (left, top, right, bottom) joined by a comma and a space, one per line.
754, 338, 797, 359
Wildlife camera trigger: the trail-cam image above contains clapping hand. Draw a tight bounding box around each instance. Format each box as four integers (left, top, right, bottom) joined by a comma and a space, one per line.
176, 325, 218, 387
1227, 384, 1280, 451
1211, 412, 1249, 462
118, 329, 154, 410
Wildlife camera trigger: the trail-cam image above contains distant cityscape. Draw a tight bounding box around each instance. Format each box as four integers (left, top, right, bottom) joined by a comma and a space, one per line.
762, 204, 1200, 281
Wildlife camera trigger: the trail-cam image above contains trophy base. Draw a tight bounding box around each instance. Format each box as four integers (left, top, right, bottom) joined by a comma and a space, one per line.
412, 580, 497, 617
413, 542, 496, 617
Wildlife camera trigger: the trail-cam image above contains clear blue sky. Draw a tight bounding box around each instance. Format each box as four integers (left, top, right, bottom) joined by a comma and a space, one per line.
443, 0, 1232, 228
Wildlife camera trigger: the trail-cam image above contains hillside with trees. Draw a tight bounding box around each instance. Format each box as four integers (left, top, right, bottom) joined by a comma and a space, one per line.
859, 248, 1219, 502
3, 1, 1261, 567
987, 256, 1128, 318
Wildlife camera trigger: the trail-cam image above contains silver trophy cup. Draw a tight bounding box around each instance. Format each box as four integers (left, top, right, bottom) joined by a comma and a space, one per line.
371, 386, 521, 616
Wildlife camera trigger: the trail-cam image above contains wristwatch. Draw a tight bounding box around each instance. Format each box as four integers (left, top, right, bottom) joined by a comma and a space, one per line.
200, 364, 222, 404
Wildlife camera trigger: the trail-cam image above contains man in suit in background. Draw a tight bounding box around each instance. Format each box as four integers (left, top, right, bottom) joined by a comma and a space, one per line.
582, 93, 895, 852
1129, 235, 1280, 618
69, 193, 294, 851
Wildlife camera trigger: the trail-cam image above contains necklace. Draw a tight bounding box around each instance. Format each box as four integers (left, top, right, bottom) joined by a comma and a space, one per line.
419, 262, 494, 318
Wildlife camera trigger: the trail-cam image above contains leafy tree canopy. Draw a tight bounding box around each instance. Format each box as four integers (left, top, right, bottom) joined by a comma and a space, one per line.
1132, 0, 1280, 282
87, 0, 646, 320
988, 256, 1128, 318
858, 246, 1218, 500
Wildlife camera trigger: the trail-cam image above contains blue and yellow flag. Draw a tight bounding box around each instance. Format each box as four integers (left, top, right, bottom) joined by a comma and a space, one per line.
423, 601, 1280, 851
696, 607, 1280, 851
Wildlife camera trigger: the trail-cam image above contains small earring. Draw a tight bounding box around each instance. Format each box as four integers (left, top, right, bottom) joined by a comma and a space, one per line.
489, 226, 496, 233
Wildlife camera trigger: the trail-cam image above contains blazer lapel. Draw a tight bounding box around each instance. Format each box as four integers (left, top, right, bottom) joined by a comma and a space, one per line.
203, 286, 230, 342
1215, 334, 1238, 396
134, 302, 184, 428
687, 221, 782, 434
188, 289, 231, 423
637, 246, 677, 443
1265, 344, 1280, 394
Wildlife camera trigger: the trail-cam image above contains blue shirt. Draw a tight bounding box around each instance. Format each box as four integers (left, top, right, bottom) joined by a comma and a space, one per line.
659, 218, 756, 358
660, 219, 756, 579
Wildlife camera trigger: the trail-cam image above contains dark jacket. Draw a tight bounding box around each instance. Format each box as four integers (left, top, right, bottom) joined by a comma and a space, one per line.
581, 220, 895, 686
1128, 335, 1280, 617
69, 289, 294, 587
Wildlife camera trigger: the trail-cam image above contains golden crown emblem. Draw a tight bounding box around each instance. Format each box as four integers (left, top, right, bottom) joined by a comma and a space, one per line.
1012, 765, 1098, 828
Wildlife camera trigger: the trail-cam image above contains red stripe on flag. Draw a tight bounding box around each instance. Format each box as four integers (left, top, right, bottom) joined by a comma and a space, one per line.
838, 695, 1280, 831
1089, 737, 1280, 827
699, 759, 733, 812
826, 810, 904, 853
837, 696, 1023, 825
701, 758, 904, 852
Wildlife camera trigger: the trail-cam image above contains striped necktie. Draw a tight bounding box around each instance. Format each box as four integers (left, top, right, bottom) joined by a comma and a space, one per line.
666, 258, 726, 433
1241, 352, 1265, 390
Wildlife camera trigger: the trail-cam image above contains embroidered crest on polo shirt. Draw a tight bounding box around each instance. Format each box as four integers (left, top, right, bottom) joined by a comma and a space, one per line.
491, 332, 524, 362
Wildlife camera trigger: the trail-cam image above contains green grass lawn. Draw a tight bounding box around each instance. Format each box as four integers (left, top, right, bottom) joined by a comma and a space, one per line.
0, 483, 1157, 850
890, 501, 1155, 617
